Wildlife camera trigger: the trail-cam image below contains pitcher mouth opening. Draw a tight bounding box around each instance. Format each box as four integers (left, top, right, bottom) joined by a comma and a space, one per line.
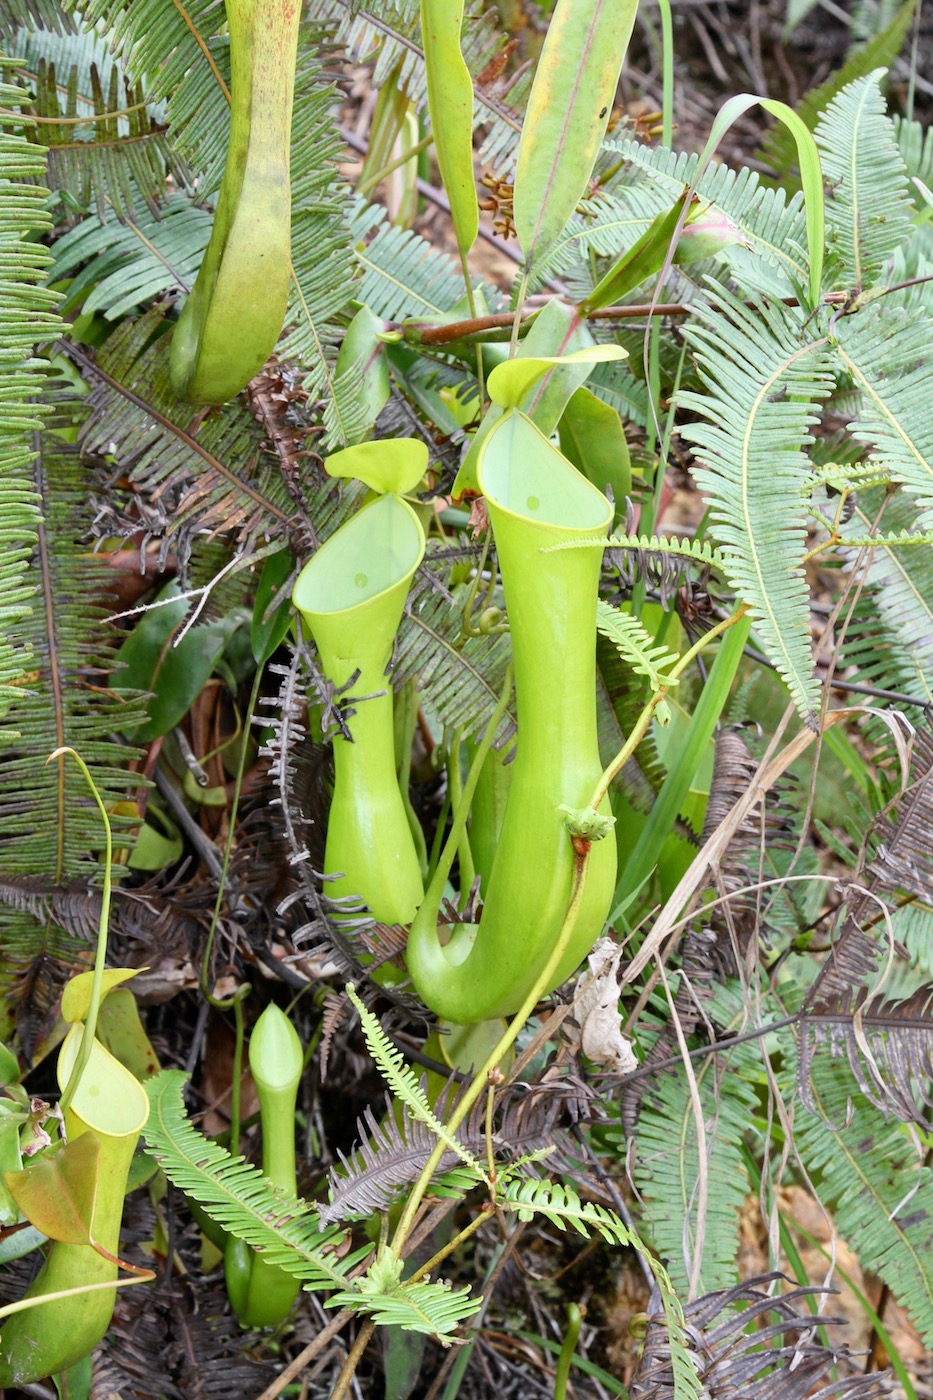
478, 409, 612, 533
293, 493, 426, 619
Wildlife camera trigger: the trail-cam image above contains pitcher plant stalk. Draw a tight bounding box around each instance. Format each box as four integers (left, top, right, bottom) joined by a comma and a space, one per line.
293, 492, 426, 930
225, 1003, 303, 1327
407, 410, 617, 1022
169, 0, 302, 404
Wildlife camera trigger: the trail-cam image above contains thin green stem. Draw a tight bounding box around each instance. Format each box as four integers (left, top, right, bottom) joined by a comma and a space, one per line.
390, 847, 592, 1260
446, 730, 476, 904
357, 132, 433, 197
554, 1304, 583, 1400
50, 748, 113, 1115
407, 1203, 496, 1285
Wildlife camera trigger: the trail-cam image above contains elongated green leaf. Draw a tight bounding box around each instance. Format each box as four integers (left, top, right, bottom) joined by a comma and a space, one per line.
579, 195, 689, 314
420, 0, 477, 263
513, 0, 638, 271
699, 94, 824, 306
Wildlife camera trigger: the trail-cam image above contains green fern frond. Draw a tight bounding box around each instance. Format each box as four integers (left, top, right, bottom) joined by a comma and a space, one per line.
51, 194, 210, 318
595, 601, 680, 693
837, 529, 933, 549
0, 420, 146, 970
816, 71, 913, 288
66, 0, 231, 194
347, 986, 486, 1177
11, 28, 186, 218
499, 1177, 634, 1244
329, 1275, 480, 1341
833, 308, 933, 526
679, 290, 836, 723
143, 1070, 374, 1289
277, 27, 359, 407
793, 1051, 933, 1346
352, 204, 473, 319
840, 488, 933, 710
393, 582, 515, 747
320, 355, 374, 451
547, 533, 723, 566
0, 59, 57, 721
757, 0, 915, 181
895, 112, 933, 199
634, 1060, 757, 1296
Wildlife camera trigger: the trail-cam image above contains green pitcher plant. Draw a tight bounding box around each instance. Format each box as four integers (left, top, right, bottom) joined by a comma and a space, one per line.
225, 1003, 303, 1327
293, 446, 427, 930
0, 1025, 149, 1387
169, 0, 302, 403
406, 410, 616, 1022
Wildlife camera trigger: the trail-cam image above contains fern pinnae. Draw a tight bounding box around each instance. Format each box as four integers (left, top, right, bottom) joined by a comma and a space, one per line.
143, 1071, 373, 1289
596, 601, 680, 694
680, 290, 836, 723
346, 986, 486, 1178
832, 309, 933, 527
816, 70, 913, 289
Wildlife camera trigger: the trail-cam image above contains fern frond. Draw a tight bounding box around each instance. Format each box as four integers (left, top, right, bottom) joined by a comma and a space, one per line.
352, 204, 473, 319
328, 1276, 480, 1340
548, 534, 723, 567
0, 413, 145, 902
679, 291, 836, 723
11, 28, 187, 218
595, 602, 680, 693
801, 986, 933, 1123
632, 1271, 890, 1400
0, 59, 57, 721
832, 308, 933, 527
70, 307, 354, 571
499, 1177, 634, 1245
895, 111, 933, 197
143, 1070, 373, 1290
393, 578, 515, 746
634, 1059, 757, 1296
66, 0, 231, 194
792, 1051, 933, 1346
601, 137, 810, 296
319, 1098, 479, 1226
277, 26, 359, 411
51, 194, 210, 318
347, 986, 486, 1176
816, 71, 913, 288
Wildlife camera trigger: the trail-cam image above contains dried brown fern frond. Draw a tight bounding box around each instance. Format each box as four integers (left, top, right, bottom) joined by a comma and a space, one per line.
630, 1273, 889, 1400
